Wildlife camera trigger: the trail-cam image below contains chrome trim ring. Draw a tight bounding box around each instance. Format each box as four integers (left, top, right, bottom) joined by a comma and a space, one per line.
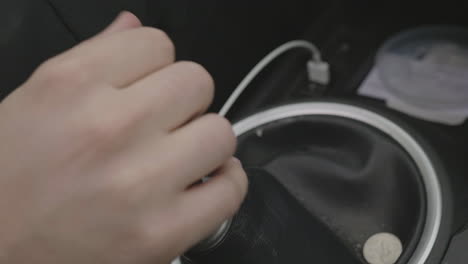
233, 102, 442, 264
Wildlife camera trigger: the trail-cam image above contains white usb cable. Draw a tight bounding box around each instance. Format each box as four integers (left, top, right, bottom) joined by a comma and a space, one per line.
171, 257, 181, 264
219, 40, 329, 117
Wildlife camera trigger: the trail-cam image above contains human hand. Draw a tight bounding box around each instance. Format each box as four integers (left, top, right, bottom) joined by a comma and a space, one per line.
0, 11, 247, 264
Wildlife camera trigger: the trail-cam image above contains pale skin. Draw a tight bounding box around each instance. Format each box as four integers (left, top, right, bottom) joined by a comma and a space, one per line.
0, 11, 247, 264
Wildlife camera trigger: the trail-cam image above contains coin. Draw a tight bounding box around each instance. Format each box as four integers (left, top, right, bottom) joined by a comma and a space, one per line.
363, 233, 403, 264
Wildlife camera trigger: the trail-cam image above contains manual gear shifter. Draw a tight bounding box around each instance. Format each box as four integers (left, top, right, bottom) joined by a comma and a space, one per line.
186, 169, 361, 264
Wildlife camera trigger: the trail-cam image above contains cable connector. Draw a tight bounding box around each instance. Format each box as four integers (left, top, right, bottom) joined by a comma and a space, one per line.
307, 60, 330, 85
219, 40, 329, 117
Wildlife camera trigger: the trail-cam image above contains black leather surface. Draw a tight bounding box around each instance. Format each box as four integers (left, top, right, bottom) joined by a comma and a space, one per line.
0, 0, 77, 100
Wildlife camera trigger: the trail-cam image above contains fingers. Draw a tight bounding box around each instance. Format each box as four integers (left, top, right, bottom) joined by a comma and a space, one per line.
164, 114, 237, 188
30, 11, 208, 132
111, 113, 236, 192
31, 11, 209, 133
169, 158, 248, 252
120, 61, 214, 131
41, 26, 175, 89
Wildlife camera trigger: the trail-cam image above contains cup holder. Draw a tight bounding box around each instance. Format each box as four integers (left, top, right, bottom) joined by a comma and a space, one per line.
187, 102, 451, 264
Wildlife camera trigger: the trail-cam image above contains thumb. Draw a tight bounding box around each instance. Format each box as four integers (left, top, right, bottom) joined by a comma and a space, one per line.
100, 11, 142, 36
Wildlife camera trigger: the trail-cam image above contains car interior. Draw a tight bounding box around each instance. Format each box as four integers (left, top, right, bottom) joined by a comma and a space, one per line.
1, 0, 467, 263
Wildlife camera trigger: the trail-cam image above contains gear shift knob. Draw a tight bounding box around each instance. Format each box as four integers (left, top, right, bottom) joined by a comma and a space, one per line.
190, 219, 232, 253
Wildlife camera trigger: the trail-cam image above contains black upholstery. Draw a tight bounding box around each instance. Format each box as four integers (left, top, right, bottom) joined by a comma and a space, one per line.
190, 115, 427, 263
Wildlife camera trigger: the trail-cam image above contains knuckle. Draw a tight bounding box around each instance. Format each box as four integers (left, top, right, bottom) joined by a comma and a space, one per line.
139, 27, 175, 61
105, 178, 141, 209
207, 114, 237, 155
100, 172, 148, 220
82, 115, 125, 143
35, 58, 89, 88
128, 216, 174, 255
177, 61, 215, 88
173, 61, 215, 108
88, 120, 117, 140
127, 221, 155, 251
